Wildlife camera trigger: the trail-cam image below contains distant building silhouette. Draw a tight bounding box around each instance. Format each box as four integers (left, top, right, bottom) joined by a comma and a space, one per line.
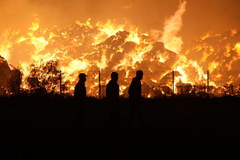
106, 72, 119, 101
74, 73, 87, 100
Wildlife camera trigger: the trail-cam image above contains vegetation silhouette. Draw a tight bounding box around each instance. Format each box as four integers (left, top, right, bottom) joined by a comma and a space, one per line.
0, 69, 240, 158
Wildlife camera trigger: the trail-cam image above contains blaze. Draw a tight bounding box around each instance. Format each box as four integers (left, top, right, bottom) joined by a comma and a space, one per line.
0, 1, 239, 98
234, 42, 240, 55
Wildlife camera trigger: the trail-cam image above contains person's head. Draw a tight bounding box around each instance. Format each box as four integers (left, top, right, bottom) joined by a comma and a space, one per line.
111, 72, 118, 81
79, 73, 86, 82
136, 70, 143, 80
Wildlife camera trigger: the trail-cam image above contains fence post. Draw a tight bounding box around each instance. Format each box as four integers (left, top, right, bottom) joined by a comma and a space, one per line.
207, 70, 209, 93
172, 71, 175, 95
99, 70, 101, 99
59, 71, 62, 96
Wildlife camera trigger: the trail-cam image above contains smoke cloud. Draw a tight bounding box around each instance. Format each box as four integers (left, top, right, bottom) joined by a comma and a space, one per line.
160, 1, 187, 53
0, 0, 239, 42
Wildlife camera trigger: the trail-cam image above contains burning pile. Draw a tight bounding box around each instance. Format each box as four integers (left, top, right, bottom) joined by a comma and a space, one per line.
180, 29, 240, 96
0, 56, 21, 95
0, 19, 239, 97
0, 0, 239, 97
0, 19, 179, 97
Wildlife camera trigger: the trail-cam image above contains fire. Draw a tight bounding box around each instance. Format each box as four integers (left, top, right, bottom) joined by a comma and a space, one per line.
176, 66, 188, 83
29, 19, 40, 32
96, 20, 124, 37
29, 37, 48, 53
234, 42, 240, 55
201, 34, 210, 41
0, 31, 13, 61
0, 0, 239, 98
208, 61, 220, 73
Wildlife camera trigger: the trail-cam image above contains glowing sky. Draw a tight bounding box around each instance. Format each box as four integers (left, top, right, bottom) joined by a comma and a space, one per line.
0, 0, 239, 42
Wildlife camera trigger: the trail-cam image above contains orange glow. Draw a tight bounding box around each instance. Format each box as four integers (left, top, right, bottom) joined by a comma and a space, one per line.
0, 0, 239, 98
234, 43, 240, 55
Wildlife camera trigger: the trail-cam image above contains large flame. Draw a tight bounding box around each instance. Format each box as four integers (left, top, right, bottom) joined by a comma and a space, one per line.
0, 1, 239, 98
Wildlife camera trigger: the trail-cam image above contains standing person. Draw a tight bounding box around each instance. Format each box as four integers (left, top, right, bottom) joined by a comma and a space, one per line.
74, 73, 87, 129
128, 70, 144, 129
106, 72, 119, 101
74, 73, 87, 100
106, 72, 120, 131
128, 70, 143, 103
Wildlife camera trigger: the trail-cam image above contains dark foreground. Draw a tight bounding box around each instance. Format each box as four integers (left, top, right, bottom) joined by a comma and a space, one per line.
0, 95, 240, 159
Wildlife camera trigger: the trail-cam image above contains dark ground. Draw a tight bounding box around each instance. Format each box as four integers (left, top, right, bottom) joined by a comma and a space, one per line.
0, 95, 240, 159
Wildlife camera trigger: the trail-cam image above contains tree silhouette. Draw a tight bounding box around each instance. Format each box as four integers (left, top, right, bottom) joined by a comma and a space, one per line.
26, 60, 68, 95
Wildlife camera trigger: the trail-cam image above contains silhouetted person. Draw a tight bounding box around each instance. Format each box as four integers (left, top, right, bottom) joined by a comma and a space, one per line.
106, 72, 119, 101
106, 72, 120, 132
74, 73, 87, 100
128, 70, 143, 103
74, 73, 87, 129
128, 70, 144, 130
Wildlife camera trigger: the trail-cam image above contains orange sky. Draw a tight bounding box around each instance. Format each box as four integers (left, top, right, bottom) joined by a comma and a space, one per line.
0, 0, 239, 42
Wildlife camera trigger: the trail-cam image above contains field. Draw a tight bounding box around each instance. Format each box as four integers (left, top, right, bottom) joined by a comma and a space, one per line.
0, 95, 239, 159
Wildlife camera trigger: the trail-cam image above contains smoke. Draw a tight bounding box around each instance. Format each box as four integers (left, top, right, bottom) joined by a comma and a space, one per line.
0, 0, 128, 31
0, 0, 239, 43
160, 0, 187, 53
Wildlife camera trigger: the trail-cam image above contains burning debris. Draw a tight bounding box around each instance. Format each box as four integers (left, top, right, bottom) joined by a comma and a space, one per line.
0, 20, 240, 97
0, 56, 21, 95
0, 1, 239, 98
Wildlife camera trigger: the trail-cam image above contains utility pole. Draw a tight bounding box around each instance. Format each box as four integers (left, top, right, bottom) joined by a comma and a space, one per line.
59, 71, 62, 96
207, 70, 209, 93
98, 70, 101, 99
172, 70, 175, 95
